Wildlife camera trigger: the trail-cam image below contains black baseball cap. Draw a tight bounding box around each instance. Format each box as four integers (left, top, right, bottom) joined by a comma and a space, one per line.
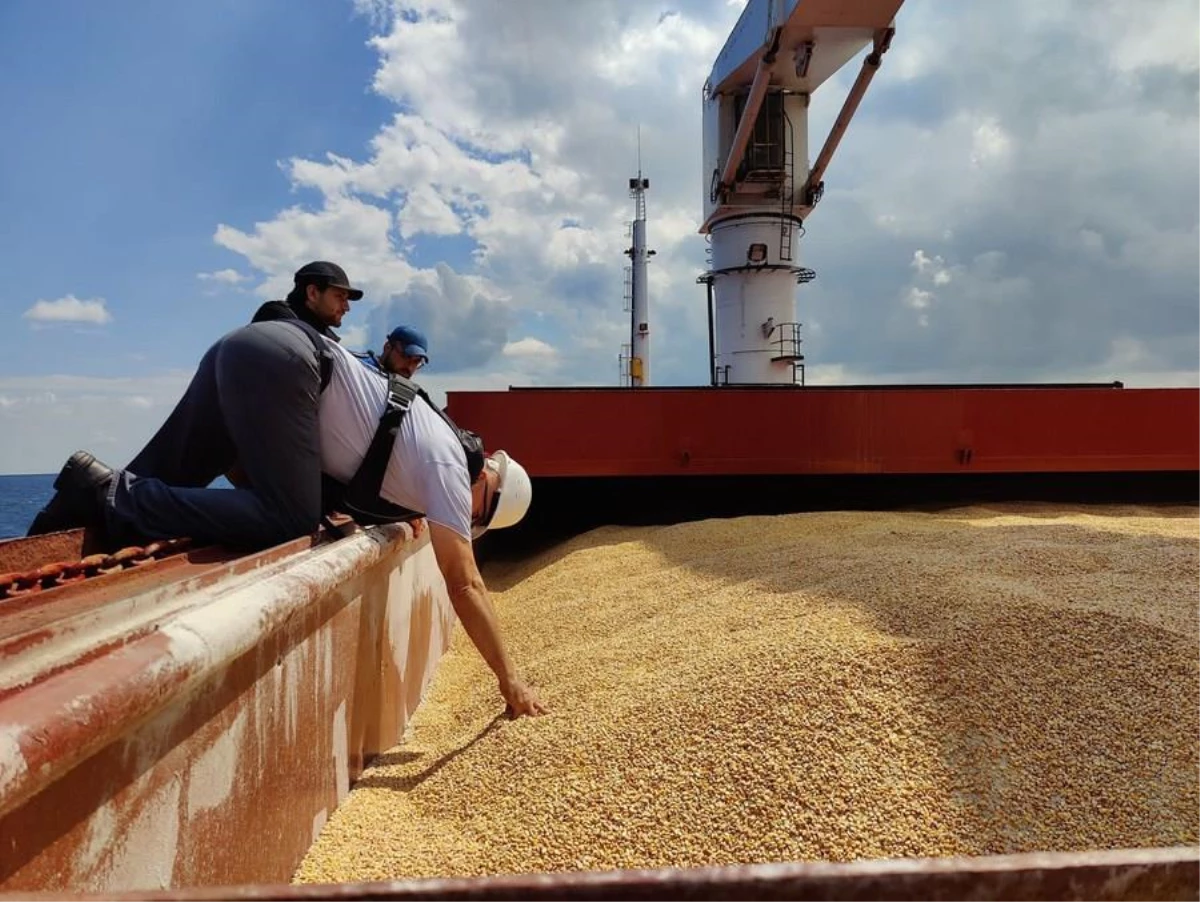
293, 261, 364, 300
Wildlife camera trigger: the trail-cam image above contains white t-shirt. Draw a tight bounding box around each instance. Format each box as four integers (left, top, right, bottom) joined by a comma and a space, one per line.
317, 339, 473, 540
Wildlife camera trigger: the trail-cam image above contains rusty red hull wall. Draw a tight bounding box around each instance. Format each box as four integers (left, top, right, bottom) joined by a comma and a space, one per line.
444, 387, 1199, 477
0, 526, 456, 894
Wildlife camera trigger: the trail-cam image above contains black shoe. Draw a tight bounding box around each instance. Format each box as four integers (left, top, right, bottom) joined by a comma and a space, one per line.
26, 451, 115, 536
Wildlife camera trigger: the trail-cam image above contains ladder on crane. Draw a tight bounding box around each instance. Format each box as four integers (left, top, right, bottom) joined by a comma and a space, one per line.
779, 106, 796, 263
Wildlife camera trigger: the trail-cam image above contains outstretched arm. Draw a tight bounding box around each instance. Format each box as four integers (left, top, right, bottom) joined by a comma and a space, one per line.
427, 521, 547, 717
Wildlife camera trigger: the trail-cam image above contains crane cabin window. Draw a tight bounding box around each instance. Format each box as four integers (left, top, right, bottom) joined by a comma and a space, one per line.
734, 90, 785, 181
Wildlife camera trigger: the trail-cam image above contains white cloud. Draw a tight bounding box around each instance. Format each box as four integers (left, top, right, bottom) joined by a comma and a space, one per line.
911, 250, 944, 277
196, 269, 252, 285
399, 183, 463, 238
0, 372, 193, 475
969, 117, 1012, 168
503, 337, 558, 359
209, 0, 746, 391
905, 287, 933, 310
5, 0, 1197, 476
202, 0, 1195, 395
23, 295, 112, 325
214, 194, 420, 304
910, 250, 953, 303
594, 10, 727, 94
338, 324, 370, 349
1082, 2, 1199, 74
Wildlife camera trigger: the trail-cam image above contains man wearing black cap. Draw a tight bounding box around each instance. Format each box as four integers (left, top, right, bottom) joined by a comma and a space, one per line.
28, 322, 324, 552
252, 261, 363, 339
28, 261, 367, 552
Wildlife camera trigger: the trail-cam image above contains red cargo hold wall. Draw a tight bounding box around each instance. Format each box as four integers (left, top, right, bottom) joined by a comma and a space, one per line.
445, 387, 1199, 477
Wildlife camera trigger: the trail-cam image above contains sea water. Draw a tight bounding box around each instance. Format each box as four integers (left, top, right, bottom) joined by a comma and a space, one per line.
0, 474, 55, 539
0, 473, 234, 540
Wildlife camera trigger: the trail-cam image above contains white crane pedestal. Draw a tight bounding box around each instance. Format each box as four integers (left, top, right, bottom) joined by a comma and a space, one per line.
699, 0, 902, 387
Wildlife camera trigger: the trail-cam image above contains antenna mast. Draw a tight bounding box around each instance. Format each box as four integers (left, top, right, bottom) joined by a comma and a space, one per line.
620, 129, 653, 388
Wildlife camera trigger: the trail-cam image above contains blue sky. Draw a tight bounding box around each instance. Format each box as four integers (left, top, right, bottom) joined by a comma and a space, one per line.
1, 0, 1197, 474
0, 0, 390, 379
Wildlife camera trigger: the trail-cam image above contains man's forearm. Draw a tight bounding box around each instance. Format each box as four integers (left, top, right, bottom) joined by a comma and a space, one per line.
447, 579, 519, 689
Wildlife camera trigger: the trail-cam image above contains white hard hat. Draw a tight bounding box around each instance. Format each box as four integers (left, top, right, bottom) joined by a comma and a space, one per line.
472, 450, 532, 539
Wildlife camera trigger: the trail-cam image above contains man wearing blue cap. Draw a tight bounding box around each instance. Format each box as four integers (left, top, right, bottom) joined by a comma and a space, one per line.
356, 325, 430, 378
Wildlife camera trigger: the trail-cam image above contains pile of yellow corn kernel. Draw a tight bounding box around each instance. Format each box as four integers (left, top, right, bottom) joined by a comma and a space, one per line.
295, 504, 1199, 883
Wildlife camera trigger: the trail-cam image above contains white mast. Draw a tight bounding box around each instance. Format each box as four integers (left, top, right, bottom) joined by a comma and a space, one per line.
621, 129, 654, 387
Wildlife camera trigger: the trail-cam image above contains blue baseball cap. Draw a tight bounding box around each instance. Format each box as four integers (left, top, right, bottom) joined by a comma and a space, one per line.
387, 325, 429, 362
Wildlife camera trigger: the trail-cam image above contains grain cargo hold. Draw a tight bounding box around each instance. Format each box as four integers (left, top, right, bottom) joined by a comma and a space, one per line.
296, 504, 1200, 882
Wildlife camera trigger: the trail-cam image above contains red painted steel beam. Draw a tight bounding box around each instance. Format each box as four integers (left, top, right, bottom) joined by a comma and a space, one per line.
803, 27, 894, 204
714, 49, 775, 198
445, 387, 1199, 478
28, 846, 1200, 901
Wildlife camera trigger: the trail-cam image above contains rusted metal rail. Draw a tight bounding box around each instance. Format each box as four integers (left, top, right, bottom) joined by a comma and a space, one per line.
0, 537, 194, 600
13, 846, 1197, 901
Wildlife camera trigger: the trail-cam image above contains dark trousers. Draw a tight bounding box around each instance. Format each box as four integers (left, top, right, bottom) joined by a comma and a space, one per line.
106, 320, 323, 550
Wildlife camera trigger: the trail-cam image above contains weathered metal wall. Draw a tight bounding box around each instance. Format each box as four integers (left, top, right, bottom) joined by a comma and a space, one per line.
0, 524, 455, 894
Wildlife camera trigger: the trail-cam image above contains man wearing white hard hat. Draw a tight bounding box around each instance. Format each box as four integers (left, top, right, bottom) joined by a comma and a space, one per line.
30, 310, 544, 719
471, 450, 531, 537
315, 333, 545, 719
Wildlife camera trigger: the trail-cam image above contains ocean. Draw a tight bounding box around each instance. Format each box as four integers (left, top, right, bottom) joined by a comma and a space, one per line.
0, 473, 236, 541
0, 474, 56, 540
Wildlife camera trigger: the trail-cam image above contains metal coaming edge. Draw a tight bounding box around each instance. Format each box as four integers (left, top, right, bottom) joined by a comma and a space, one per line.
25, 845, 1199, 901
0, 524, 416, 821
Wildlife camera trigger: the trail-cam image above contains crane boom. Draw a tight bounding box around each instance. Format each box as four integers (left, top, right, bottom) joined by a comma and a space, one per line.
702, 0, 904, 230
698, 0, 906, 388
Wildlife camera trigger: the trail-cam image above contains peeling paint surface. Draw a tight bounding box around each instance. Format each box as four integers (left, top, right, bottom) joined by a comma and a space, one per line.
78, 801, 115, 876
280, 635, 308, 744
321, 629, 333, 700
0, 726, 28, 801
186, 708, 246, 819
102, 776, 181, 891
0, 523, 455, 894
332, 701, 348, 805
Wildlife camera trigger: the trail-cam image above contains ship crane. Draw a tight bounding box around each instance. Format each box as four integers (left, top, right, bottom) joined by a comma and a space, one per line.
699, 0, 904, 387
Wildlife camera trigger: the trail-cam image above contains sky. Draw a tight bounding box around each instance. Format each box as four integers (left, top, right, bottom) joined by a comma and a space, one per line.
0, 0, 1196, 475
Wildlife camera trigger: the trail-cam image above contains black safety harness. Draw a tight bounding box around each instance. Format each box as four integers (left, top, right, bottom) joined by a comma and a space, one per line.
286, 319, 486, 530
